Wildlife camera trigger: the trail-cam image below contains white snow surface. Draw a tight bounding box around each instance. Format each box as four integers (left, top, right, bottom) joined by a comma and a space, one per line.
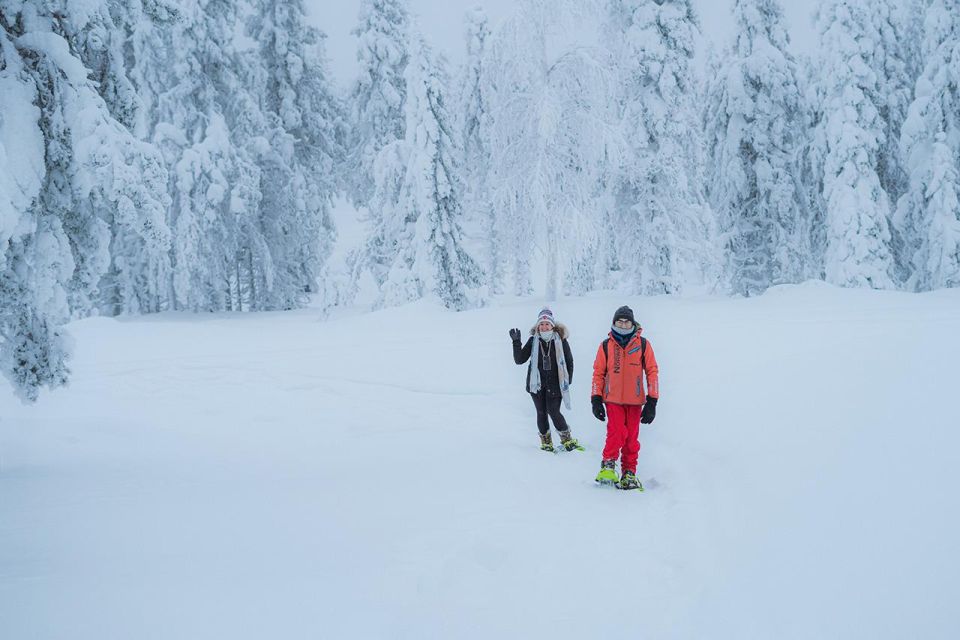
1, 284, 959, 639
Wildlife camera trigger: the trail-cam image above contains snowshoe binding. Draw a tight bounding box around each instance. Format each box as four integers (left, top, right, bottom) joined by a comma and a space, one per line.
617, 470, 643, 491
558, 430, 584, 452
539, 432, 555, 453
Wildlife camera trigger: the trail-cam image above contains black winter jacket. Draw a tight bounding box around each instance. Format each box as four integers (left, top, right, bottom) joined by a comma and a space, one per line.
512, 323, 573, 397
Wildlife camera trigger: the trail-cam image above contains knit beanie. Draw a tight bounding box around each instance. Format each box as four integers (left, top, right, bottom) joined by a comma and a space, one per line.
536, 308, 555, 327
612, 305, 635, 325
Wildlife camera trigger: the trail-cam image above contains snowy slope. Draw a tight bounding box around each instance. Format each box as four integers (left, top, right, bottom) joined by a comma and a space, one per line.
2, 284, 959, 639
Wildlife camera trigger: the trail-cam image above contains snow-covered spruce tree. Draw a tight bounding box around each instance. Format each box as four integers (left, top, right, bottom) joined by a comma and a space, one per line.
456, 7, 500, 293
369, 34, 484, 310
346, 0, 410, 209
870, 0, 921, 209
811, 0, 896, 288
604, 0, 718, 295
703, 0, 810, 295
70, 1, 140, 130
344, 0, 411, 303
484, 0, 617, 299
551, 49, 620, 297
171, 6, 249, 312
458, 8, 492, 207
479, 8, 538, 296
7, 4, 173, 317
1, 3, 178, 399
72, 1, 179, 315
127, 0, 180, 141
797, 50, 827, 280
859, 0, 922, 282
280, 18, 346, 309
0, 23, 72, 402
0, 221, 73, 404
135, 0, 261, 312
219, 52, 272, 312
14, 16, 109, 318
894, 0, 960, 290
246, 0, 345, 310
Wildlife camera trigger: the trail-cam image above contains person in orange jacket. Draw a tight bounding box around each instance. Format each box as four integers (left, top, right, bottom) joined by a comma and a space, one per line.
590, 305, 659, 490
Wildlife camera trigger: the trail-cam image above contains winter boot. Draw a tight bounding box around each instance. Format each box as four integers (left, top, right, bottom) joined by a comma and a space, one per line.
618, 470, 643, 491
558, 430, 583, 452
595, 459, 618, 485
539, 432, 555, 453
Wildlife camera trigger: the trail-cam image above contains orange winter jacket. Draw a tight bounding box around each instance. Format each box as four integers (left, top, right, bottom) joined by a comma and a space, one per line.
591, 330, 659, 406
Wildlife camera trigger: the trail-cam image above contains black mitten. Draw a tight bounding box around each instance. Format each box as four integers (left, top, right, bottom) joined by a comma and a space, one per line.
591, 395, 606, 421
641, 397, 658, 424
509, 328, 521, 342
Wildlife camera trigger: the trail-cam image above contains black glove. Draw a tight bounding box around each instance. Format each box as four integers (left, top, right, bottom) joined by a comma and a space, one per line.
641, 397, 657, 424
591, 395, 606, 421
509, 328, 521, 342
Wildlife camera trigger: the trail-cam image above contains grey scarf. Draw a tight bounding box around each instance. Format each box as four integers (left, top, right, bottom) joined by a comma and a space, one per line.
528, 334, 571, 409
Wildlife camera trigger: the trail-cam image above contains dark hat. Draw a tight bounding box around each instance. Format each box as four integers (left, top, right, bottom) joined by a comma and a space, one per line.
612, 305, 635, 325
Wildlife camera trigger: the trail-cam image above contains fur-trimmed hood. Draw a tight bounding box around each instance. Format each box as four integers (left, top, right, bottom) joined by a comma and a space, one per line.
529, 322, 569, 339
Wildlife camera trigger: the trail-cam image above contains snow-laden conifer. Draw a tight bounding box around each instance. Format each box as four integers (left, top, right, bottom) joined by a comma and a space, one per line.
0, 25, 72, 402
136, 0, 259, 311
604, 0, 718, 294
247, 0, 345, 309
371, 34, 484, 310
485, 1, 617, 299
870, 0, 921, 210
1, 3, 179, 398
456, 7, 500, 293
346, 0, 410, 208
811, 0, 896, 288
703, 0, 809, 295
895, 0, 960, 290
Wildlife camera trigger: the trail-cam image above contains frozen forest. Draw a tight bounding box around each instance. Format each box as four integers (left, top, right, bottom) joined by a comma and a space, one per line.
2, 0, 959, 401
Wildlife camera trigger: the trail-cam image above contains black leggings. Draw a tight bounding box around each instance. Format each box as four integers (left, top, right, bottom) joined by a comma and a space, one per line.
530, 392, 569, 435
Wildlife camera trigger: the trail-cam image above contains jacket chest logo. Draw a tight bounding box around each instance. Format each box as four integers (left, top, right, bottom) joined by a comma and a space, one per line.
613, 344, 622, 374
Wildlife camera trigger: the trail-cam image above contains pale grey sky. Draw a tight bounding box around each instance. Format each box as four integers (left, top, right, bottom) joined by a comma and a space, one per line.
307, 0, 820, 89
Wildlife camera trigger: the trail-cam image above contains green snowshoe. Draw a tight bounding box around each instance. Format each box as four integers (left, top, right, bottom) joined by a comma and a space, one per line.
595, 459, 618, 485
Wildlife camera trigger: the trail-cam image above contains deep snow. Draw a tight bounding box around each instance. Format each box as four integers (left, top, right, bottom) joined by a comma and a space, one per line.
2, 284, 959, 639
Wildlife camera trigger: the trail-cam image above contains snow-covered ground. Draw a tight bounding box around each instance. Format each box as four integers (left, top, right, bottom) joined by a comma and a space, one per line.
2, 284, 959, 639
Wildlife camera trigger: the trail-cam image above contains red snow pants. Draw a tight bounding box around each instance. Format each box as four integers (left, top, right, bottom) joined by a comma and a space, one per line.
602, 403, 643, 473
